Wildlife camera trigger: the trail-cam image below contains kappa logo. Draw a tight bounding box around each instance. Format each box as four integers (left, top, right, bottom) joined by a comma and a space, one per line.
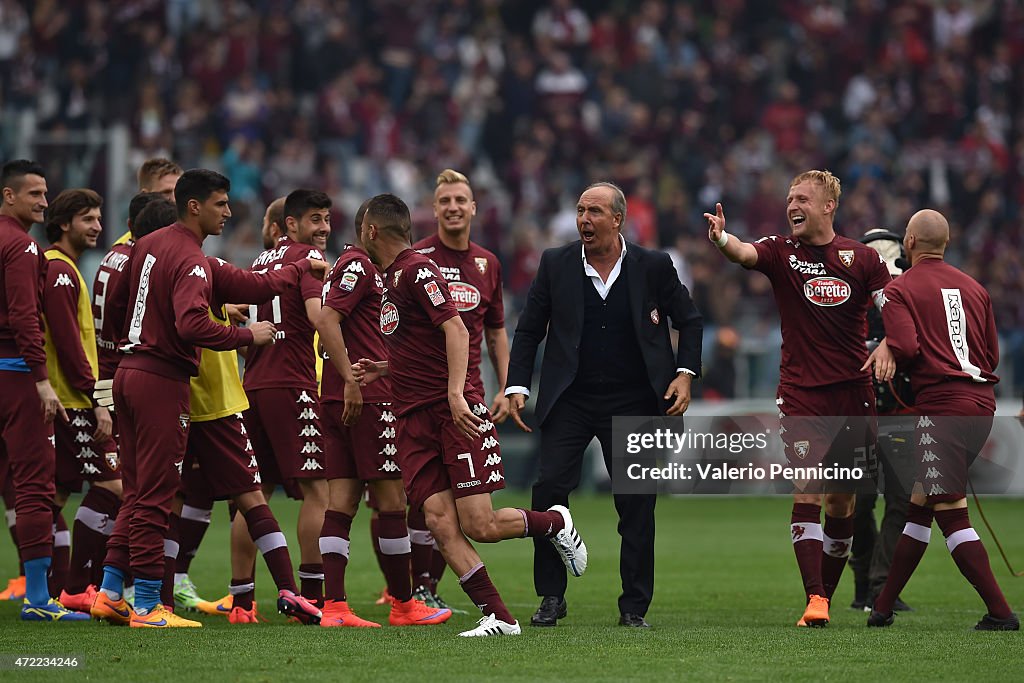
794, 440, 810, 460
188, 265, 208, 280
483, 453, 501, 467
301, 441, 323, 454
24, 242, 38, 255
299, 425, 321, 437
308, 249, 324, 261
485, 471, 504, 484
477, 420, 494, 433
75, 431, 92, 444
838, 249, 855, 267
921, 450, 939, 462
380, 443, 398, 457
77, 447, 98, 460
379, 426, 396, 439
379, 410, 396, 424
414, 267, 434, 283
239, 421, 247, 435
248, 455, 258, 468
174, 460, 184, 475
300, 458, 324, 471
81, 462, 101, 475
244, 439, 253, 451
791, 525, 805, 540
49, 435, 55, 447
925, 467, 941, 479
298, 407, 319, 420
72, 415, 90, 427
179, 413, 190, 431
917, 416, 934, 428
928, 484, 946, 495
344, 260, 366, 275
54, 273, 74, 287
296, 391, 316, 404
105, 452, 119, 471
379, 459, 400, 473
919, 433, 936, 446
475, 256, 488, 274
480, 436, 499, 450
253, 472, 262, 484
472, 403, 488, 416
778, 424, 786, 435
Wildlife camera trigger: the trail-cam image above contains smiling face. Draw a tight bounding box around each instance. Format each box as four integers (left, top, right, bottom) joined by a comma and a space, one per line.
289, 207, 332, 251
576, 186, 622, 255
434, 181, 476, 237
196, 190, 231, 236
62, 206, 103, 252
4, 173, 48, 228
786, 179, 835, 242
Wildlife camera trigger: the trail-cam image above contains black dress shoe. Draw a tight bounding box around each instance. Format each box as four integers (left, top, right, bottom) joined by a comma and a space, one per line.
619, 613, 650, 628
892, 596, 913, 612
530, 596, 567, 627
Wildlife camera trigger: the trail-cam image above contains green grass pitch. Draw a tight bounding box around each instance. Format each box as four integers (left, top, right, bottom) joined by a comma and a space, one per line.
0, 494, 1020, 681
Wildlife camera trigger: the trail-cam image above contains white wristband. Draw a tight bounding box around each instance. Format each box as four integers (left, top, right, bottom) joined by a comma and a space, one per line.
714, 230, 729, 248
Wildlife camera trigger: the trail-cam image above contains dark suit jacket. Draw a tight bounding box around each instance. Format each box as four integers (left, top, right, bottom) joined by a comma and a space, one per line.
508, 240, 703, 425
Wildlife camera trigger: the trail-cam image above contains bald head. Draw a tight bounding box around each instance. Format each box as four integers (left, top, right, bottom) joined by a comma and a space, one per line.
905, 209, 949, 263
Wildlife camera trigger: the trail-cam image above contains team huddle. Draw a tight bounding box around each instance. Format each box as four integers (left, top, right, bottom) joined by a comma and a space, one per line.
0, 159, 584, 635
0, 158, 1017, 635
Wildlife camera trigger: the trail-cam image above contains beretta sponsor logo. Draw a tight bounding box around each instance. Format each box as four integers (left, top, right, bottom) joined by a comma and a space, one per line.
447, 282, 481, 311
803, 277, 851, 306
379, 301, 400, 334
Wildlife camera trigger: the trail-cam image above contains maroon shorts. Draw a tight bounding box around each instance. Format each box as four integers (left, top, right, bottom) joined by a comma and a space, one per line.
106, 367, 190, 578
777, 382, 877, 487
323, 401, 401, 481
244, 387, 325, 485
182, 413, 261, 500
397, 396, 505, 511
54, 408, 119, 492
914, 385, 995, 504
0, 371, 56, 561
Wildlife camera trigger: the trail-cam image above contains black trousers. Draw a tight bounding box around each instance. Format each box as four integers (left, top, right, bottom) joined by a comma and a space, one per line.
532, 385, 658, 616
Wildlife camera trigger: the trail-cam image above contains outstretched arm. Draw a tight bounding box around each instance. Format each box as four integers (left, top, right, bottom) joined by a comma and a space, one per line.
704, 202, 758, 268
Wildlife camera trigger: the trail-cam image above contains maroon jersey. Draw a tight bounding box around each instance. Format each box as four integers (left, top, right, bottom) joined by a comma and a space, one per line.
751, 234, 891, 388
243, 236, 325, 392
380, 249, 461, 416
412, 234, 504, 395
119, 222, 255, 381
93, 241, 133, 379
881, 258, 999, 395
0, 215, 48, 380
321, 245, 391, 403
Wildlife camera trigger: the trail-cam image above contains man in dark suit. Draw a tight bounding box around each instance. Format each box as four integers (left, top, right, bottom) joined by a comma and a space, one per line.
506, 182, 703, 628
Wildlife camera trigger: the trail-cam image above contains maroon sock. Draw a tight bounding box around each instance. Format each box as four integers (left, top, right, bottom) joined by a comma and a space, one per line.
459, 564, 514, 624
320, 510, 352, 601
48, 508, 70, 598
243, 504, 296, 593
875, 503, 933, 614
429, 546, 447, 589
66, 486, 119, 593
368, 516, 386, 576
298, 563, 324, 605
5, 504, 24, 575
230, 577, 255, 611
407, 507, 433, 588
175, 500, 212, 574
377, 510, 412, 602
790, 503, 825, 599
161, 513, 180, 609
821, 513, 854, 600
935, 507, 1012, 619
518, 508, 565, 538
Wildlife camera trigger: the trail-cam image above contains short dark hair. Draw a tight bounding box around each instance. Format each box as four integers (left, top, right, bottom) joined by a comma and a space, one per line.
45, 188, 102, 243
174, 169, 231, 218
128, 192, 162, 230
133, 199, 177, 240
354, 198, 371, 232
137, 158, 183, 190
283, 189, 332, 223
364, 193, 411, 241
1, 159, 46, 191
